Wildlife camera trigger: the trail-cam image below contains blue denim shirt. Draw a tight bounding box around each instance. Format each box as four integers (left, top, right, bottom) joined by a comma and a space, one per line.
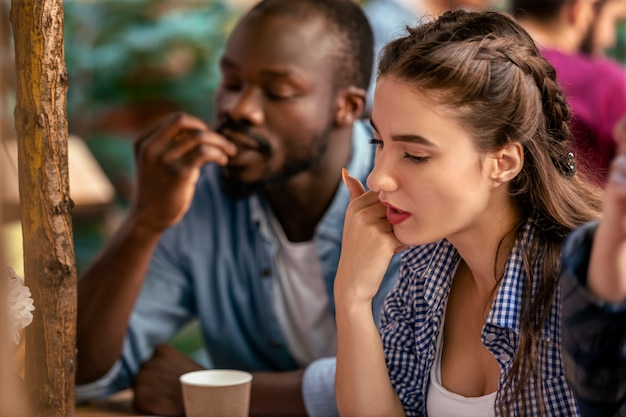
75, 120, 401, 417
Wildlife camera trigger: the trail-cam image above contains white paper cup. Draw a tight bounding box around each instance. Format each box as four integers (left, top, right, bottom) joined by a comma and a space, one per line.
180, 369, 253, 417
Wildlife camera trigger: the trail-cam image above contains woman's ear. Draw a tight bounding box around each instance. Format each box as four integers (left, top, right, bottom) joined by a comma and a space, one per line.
489, 142, 524, 184
334, 86, 367, 127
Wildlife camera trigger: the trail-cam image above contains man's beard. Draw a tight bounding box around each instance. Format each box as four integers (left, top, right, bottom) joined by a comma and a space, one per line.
219, 125, 333, 200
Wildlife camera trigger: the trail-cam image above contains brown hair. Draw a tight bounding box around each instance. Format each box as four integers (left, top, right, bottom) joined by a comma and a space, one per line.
377, 10, 602, 415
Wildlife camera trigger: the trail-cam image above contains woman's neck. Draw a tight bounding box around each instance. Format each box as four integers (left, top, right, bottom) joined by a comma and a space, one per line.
450, 204, 521, 292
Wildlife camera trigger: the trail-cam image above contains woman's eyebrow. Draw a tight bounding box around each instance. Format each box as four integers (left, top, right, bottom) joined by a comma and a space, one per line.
369, 118, 437, 147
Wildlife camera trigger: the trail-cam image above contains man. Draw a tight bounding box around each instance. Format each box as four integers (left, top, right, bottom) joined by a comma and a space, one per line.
511, 0, 626, 186
75, 1, 400, 416
560, 115, 626, 417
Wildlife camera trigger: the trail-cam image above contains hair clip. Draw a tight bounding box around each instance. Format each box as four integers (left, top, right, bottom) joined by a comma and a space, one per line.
566, 151, 576, 177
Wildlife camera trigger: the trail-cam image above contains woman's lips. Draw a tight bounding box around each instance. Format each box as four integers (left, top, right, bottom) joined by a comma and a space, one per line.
382, 202, 411, 225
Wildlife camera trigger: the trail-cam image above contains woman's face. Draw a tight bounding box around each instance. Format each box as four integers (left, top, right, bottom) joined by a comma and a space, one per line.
367, 77, 499, 247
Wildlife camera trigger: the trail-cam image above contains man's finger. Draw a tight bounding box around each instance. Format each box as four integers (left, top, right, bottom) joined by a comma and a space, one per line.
342, 168, 366, 200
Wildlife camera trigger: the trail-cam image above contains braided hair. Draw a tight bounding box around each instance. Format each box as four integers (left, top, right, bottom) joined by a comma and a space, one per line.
377, 10, 602, 415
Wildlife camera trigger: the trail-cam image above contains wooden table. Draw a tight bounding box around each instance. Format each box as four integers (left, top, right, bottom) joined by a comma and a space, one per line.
75, 390, 147, 416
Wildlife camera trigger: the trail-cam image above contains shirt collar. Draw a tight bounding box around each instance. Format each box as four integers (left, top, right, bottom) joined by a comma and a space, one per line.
250, 120, 375, 243
401, 216, 557, 340
312, 120, 375, 242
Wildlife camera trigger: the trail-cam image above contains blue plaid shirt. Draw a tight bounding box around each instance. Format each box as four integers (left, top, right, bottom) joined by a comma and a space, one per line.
380, 217, 580, 416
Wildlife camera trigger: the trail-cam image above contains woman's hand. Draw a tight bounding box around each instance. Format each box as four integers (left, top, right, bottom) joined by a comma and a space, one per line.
335, 169, 406, 305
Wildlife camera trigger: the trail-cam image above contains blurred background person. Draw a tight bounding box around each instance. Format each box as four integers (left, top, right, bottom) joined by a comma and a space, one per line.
511, 0, 626, 186
580, 0, 626, 57
362, 0, 500, 116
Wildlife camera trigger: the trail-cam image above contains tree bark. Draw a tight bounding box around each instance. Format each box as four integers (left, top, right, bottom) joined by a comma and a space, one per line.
10, 1, 77, 416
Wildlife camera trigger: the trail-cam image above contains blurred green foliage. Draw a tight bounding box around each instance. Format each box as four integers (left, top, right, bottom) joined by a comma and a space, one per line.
612, 21, 626, 63
64, 0, 237, 124
61, 0, 239, 274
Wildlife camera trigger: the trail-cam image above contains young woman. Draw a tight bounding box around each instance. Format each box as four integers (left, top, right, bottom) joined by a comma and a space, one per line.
334, 10, 603, 417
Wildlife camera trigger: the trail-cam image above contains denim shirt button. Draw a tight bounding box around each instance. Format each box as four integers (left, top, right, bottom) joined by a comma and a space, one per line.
261, 268, 271, 277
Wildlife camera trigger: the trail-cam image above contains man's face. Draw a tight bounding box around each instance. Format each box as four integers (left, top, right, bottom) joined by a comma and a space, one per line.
214, 13, 339, 198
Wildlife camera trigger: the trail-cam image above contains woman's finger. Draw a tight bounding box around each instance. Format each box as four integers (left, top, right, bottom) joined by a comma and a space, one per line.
342, 168, 366, 201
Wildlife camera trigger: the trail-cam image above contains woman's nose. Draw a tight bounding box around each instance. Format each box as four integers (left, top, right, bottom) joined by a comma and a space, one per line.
366, 153, 399, 193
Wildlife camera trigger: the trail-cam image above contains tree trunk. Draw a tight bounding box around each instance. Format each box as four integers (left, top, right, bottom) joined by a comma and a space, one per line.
10, 1, 77, 416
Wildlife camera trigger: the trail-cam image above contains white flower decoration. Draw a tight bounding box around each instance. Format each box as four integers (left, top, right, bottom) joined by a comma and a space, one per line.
5, 267, 35, 345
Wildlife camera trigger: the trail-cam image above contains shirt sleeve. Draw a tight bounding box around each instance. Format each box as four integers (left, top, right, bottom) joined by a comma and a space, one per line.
372, 253, 402, 326
379, 264, 424, 416
560, 220, 626, 416
302, 357, 339, 417
74, 360, 124, 403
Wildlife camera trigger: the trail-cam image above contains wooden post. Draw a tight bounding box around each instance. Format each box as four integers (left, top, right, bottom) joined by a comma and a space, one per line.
10, 1, 77, 416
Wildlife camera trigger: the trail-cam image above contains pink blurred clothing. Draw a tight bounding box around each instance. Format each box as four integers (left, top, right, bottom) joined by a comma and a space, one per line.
542, 48, 626, 185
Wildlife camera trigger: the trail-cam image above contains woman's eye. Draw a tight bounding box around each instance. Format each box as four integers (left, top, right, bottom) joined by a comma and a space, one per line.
369, 138, 383, 147
370, 138, 428, 164
404, 153, 429, 164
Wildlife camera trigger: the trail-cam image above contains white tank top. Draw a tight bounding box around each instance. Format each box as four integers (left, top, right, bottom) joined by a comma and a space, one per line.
426, 327, 497, 417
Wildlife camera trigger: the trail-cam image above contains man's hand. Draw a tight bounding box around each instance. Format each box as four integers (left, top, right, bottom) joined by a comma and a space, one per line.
131, 112, 237, 234
133, 344, 204, 417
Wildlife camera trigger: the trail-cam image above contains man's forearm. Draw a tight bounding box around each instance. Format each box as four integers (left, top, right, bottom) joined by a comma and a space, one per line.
249, 369, 307, 417
76, 215, 164, 384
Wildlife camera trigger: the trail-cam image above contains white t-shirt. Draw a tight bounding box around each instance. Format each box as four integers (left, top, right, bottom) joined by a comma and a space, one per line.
269, 212, 337, 367
426, 322, 497, 417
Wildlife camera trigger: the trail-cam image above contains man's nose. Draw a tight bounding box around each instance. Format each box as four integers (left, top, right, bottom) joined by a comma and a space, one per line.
227, 87, 264, 125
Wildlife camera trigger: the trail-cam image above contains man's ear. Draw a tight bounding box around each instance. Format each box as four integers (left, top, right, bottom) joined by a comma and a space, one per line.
488, 142, 524, 184
334, 86, 367, 127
